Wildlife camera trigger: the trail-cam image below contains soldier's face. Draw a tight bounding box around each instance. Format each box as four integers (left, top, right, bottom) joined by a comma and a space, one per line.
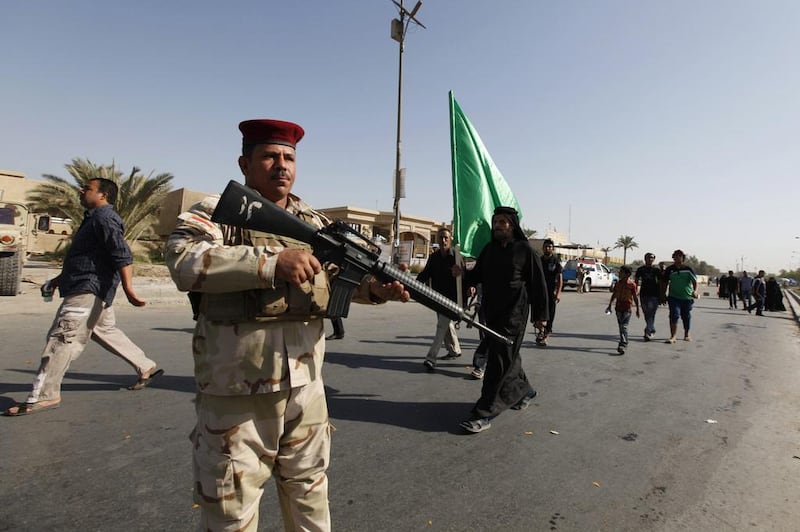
238, 143, 296, 204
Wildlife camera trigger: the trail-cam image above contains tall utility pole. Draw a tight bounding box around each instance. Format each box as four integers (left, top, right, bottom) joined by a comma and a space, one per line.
389, 0, 425, 265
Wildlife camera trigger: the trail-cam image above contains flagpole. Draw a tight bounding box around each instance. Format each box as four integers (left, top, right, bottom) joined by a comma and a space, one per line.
448, 91, 464, 307
448, 91, 459, 250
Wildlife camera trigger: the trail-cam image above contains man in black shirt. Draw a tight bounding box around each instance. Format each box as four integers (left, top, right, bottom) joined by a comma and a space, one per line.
416, 228, 465, 370
537, 239, 562, 346
635, 252, 662, 341
4, 178, 160, 416
721, 270, 739, 309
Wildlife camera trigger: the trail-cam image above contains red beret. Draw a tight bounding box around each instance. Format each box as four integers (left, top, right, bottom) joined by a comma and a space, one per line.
239, 119, 304, 148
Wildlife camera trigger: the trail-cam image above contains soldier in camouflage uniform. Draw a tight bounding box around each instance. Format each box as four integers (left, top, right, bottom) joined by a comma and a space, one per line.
166, 119, 408, 532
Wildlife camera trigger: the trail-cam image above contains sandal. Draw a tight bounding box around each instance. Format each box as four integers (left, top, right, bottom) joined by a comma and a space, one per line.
459, 417, 492, 433
127, 368, 164, 391
511, 390, 538, 410
3, 401, 61, 416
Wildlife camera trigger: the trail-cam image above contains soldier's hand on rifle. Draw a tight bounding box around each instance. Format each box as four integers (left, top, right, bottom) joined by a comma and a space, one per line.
276, 249, 322, 286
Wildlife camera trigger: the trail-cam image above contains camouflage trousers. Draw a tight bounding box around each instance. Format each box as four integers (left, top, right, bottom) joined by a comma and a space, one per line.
28, 292, 156, 403
193, 378, 331, 532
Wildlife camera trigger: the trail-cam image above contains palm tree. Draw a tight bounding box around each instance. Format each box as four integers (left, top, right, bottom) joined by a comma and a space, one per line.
26, 158, 173, 241
614, 235, 638, 265
523, 227, 537, 238
601, 246, 612, 262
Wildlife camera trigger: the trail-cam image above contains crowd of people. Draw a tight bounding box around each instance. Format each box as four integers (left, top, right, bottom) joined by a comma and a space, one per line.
718, 270, 786, 314
1, 116, 792, 531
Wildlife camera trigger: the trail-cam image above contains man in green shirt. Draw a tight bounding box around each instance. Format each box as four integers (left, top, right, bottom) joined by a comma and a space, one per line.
661, 249, 698, 343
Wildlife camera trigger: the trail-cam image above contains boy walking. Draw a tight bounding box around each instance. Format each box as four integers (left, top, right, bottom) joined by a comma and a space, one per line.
606, 265, 640, 355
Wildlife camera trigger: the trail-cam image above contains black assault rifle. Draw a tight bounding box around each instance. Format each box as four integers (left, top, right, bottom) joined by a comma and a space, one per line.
210, 180, 512, 345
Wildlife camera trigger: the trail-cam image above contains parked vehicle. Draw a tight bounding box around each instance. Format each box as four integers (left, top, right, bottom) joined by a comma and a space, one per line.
562, 257, 618, 292
0, 201, 31, 295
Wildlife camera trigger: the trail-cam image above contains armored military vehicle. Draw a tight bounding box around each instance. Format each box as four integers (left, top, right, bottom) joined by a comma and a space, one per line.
0, 201, 31, 295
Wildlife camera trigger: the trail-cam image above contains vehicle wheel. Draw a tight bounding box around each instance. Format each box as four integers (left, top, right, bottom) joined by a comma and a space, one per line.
583, 279, 591, 292
0, 252, 22, 296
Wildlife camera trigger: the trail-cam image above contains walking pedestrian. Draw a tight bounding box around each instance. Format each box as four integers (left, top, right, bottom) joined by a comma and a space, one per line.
4, 178, 160, 416
744, 270, 766, 315
454, 206, 549, 433
634, 252, 661, 341
661, 249, 698, 343
721, 270, 739, 309
537, 238, 562, 346
739, 271, 753, 311
606, 265, 640, 355
416, 228, 465, 370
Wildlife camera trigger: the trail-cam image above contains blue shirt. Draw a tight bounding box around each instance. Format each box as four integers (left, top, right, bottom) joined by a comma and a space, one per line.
58, 204, 132, 306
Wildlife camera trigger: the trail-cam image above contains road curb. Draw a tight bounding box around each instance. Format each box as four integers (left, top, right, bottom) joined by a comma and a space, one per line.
783, 288, 800, 325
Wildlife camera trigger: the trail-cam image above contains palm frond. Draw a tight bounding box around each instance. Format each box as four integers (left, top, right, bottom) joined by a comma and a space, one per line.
25, 157, 174, 241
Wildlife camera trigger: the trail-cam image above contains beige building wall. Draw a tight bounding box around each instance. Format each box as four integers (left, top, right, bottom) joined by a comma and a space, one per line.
154, 188, 210, 237
0, 170, 29, 201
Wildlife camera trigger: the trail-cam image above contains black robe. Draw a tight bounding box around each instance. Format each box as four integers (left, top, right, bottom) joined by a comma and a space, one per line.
765, 279, 786, 311
465, 238, 549, 418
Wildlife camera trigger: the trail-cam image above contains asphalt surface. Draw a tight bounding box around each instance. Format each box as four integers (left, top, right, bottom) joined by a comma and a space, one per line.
1, 273, 799, 532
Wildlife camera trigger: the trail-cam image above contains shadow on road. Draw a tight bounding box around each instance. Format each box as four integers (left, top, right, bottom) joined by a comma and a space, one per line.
152, 327, 195, 334
0, 369, 197, 394
325, 351, 474, 380
326, 384, 473, 434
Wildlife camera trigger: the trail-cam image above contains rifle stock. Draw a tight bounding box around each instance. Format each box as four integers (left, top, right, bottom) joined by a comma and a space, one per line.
210, 180, 512, 345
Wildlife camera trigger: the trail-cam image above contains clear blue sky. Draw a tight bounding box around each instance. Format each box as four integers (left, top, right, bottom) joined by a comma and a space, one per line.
2, 1, 798, 273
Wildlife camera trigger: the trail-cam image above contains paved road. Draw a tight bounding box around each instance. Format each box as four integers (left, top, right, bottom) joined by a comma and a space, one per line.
1, 280, 799, 531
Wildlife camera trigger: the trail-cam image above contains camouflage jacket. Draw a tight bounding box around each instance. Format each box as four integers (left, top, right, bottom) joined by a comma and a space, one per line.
166, 191, 379, 396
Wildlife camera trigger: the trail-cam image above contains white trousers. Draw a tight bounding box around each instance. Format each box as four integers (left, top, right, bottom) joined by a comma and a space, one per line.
425, 313, 461, 361
27, 292, 155, 403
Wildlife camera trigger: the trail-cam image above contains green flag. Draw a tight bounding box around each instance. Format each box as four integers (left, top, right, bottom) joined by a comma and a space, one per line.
449, 91, 522, 258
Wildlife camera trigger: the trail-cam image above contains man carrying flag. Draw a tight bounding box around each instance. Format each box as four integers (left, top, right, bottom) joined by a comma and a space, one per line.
454, 207, 549, 433
448, 93, 548, 432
